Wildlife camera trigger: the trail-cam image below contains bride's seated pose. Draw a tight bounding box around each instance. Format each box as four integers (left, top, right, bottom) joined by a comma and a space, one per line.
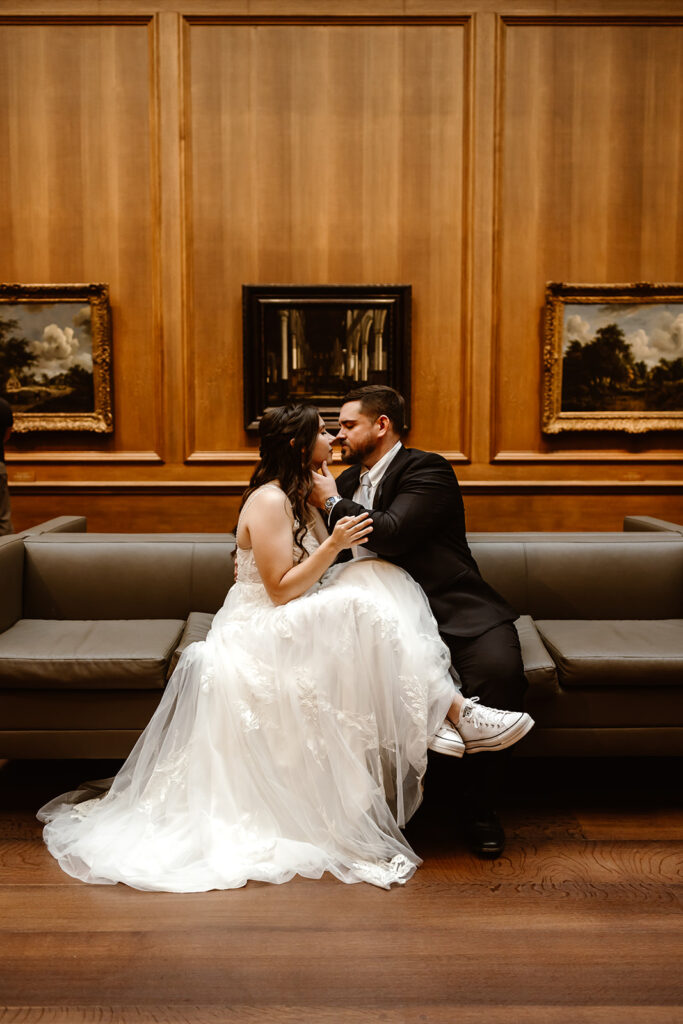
38, 404, 532, 891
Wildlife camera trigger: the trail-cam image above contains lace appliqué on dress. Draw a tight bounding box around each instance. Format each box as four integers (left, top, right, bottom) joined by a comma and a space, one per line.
351, 854, 415, 888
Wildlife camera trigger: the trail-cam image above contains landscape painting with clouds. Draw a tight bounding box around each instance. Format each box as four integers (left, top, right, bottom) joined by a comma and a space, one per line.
561, 302, 683, 413
0, 301, 94, 414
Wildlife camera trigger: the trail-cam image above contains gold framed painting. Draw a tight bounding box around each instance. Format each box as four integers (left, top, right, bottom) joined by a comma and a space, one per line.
542, 282, 683, 434
0, 283, 113, 433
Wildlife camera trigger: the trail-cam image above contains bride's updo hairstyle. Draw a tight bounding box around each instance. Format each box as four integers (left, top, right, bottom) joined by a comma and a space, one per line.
240, 404, 320, 555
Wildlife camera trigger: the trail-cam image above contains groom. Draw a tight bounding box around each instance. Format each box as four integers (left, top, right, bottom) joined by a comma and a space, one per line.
309, 384, 528, 859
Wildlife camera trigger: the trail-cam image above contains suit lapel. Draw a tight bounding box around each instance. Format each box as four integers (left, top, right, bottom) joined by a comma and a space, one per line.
374, 445, 410, 508
337, 464, 362, 498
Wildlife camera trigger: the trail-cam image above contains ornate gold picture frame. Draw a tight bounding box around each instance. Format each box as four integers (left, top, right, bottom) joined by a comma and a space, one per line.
542, 282, 683, 434
0, 283, 113, 433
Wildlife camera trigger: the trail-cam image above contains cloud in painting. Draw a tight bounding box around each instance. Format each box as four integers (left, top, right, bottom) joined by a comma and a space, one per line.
565, 314, 592, 345
28, 323, 94, 377
626, 313, 683, 369
72, 306, 92, 334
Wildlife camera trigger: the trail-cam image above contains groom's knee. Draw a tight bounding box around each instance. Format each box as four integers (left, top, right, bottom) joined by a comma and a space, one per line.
444, 622, 527, 710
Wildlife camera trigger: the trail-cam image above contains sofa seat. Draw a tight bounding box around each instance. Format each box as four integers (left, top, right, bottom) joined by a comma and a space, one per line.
0, 619, 185, 689
536, 620, 683, 688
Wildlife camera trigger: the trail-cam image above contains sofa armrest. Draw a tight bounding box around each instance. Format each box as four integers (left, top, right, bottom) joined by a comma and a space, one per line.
0, 537, 24, 634
22, 516, 87, 535
167, 611, 216, 679
514, 615, 559, 699
623, 515, 683, 535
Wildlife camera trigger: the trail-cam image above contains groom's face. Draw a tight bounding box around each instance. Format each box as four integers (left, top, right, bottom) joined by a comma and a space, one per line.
337, 401, 381, 465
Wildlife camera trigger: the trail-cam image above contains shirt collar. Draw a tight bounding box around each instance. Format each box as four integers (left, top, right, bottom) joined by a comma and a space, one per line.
361, 440, 403, 489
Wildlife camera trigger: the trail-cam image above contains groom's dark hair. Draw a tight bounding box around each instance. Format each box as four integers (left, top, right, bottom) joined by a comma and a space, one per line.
343, 385, 407, 436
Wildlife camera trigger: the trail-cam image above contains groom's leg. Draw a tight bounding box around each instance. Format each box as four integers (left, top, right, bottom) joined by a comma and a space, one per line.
441, 622, 527, 855
443, 620, 527, 712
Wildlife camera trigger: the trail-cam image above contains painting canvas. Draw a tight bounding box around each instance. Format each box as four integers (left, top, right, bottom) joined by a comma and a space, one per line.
243, 285, 411, 431
542, 283, 683, 433
0, 284, 113, 432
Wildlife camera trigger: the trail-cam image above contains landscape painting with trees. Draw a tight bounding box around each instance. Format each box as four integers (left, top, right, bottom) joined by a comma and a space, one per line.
543, 284, 683, 433
0, 284, 112, 432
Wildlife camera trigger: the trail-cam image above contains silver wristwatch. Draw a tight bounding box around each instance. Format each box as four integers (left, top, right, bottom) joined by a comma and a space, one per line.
323, 494, 343, 515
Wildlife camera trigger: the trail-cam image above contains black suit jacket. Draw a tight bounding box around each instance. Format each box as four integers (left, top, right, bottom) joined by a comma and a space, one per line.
330, 446, 517, 638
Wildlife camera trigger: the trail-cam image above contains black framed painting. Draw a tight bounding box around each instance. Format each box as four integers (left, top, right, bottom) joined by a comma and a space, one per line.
242, 284, 411, 431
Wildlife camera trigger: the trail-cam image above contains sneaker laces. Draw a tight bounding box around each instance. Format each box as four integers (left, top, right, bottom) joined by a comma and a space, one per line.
461, 696, 510, 729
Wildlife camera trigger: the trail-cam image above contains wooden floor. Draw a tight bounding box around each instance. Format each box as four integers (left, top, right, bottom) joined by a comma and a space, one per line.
0, 755, 681, 1024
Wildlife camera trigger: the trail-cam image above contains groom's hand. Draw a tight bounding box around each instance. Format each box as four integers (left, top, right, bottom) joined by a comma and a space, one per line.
310, 461, 340, 509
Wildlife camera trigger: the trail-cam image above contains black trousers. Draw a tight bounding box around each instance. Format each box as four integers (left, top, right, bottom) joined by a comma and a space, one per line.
440, 620, 527, 812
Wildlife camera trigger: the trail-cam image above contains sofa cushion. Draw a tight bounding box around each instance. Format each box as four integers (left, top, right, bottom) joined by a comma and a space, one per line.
514, 615, 558, 696
524, 542, 683, 619
0, 619, 185, 689
167, 611, 215, 679
536, 620, 683, 688
23, 537, 235, 619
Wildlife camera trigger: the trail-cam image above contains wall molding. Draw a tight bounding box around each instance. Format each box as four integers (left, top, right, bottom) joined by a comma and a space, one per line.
501, 15, 683, 26
5, 452, 163, 463
185, 450, 471, 464
493, 450, 683, 464
183, 15, 472, 26
10, 479, 683, 496
0, 15, 154, 24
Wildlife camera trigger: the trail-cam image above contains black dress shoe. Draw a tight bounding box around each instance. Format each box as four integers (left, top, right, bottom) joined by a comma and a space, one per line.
462, 808, 505, 859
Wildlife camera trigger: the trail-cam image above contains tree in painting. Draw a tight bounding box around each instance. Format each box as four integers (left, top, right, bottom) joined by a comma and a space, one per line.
562, 322, 683, 412
0, 316, 37, 394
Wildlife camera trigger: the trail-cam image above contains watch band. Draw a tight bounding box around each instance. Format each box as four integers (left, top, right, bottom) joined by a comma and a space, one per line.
324, 494, 343, 515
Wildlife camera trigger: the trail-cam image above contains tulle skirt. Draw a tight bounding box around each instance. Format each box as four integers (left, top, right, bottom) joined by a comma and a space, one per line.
38, 559, 456, 891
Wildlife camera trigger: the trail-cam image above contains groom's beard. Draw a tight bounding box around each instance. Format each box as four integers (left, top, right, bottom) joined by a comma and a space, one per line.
340, 439, 376, 465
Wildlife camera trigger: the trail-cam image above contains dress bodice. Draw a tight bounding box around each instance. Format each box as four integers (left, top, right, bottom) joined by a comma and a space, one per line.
235, 484, 325, 586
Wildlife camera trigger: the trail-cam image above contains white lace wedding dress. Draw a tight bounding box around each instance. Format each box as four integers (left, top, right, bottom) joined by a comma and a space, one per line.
38, 488, 456, 891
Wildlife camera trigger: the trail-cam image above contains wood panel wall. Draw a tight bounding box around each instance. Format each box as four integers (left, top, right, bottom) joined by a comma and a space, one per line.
1, 1, 682, 534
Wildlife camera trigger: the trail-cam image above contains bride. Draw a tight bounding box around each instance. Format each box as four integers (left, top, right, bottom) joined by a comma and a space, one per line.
38, 404, 530, 891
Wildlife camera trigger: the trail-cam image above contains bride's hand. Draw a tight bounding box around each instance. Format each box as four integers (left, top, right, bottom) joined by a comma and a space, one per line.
331, 512, 373, 551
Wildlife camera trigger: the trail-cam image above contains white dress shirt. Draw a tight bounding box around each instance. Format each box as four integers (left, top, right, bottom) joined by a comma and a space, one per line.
351, 441, 403, 560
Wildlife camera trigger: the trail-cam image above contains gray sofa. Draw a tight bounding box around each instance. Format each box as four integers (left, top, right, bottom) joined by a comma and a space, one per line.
0, 527, 234, 758
0, 518, 681, 759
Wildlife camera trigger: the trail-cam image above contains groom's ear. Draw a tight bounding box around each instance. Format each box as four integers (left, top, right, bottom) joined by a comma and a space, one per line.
376, 414, 390, 437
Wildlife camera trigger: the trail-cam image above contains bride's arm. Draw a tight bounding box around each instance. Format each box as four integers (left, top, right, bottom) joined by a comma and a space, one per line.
245, 487, 372, 606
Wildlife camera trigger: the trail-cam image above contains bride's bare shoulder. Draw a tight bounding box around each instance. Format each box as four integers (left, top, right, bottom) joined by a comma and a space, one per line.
243, 484, 293, 519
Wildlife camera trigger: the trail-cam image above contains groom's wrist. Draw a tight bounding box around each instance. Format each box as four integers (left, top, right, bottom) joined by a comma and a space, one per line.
324, 494, 342, 522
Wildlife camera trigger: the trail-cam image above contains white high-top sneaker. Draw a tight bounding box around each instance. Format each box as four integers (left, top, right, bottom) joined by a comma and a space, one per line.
428, 720, 466, 758
455, 697, 534, 753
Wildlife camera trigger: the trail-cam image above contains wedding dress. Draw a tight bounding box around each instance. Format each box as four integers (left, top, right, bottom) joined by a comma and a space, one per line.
38, 486, 456, 891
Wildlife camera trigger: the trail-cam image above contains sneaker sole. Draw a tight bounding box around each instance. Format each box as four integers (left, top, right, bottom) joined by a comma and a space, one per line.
428, 736, 465, 758
463, 713, 534, 754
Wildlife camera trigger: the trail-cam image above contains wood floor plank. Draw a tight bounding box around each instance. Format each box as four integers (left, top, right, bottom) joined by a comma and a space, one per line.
2, 837, 681, 889
0, 887, 680, 933
576, 806, 683, 840
0, 875, 681, 928
1, 1007, 682, 1024
1, 951, 680, 1006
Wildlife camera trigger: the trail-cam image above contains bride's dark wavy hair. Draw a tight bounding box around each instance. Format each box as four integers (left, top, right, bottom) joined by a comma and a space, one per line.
239, 404, 320, 557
